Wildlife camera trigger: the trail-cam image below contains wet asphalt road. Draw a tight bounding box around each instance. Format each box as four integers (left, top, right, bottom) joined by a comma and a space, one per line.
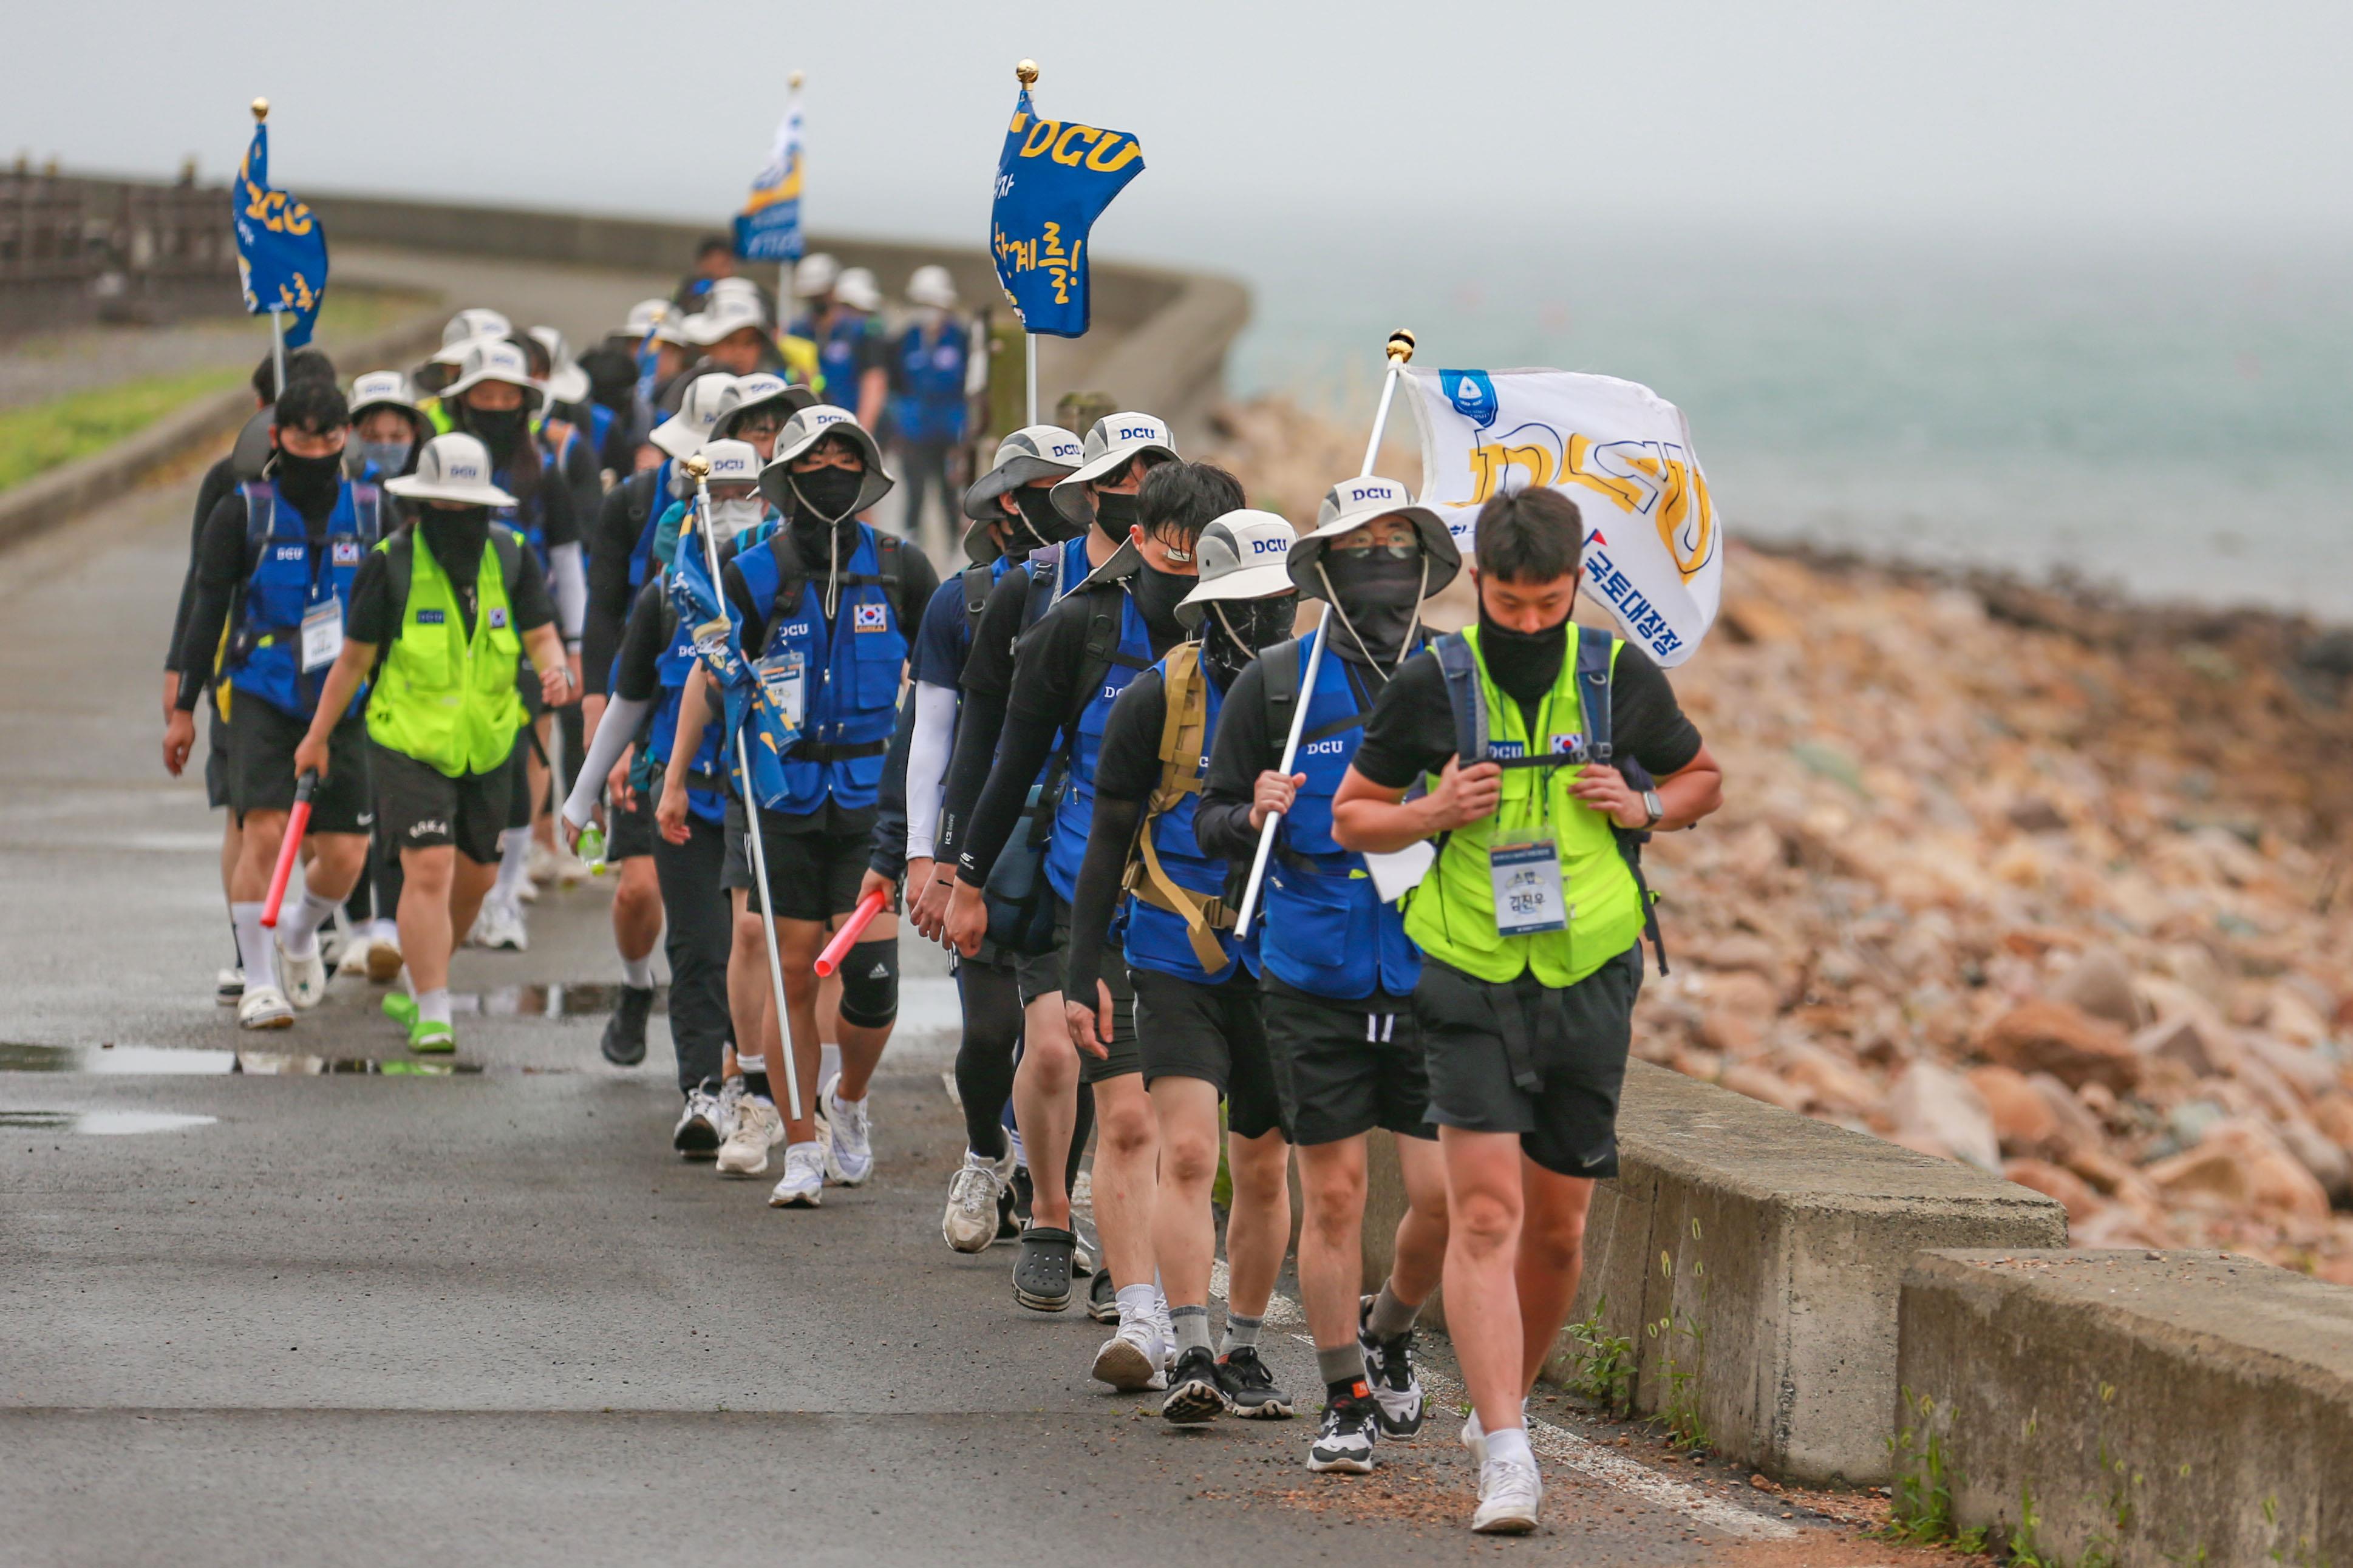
0, 265, 1894, 1566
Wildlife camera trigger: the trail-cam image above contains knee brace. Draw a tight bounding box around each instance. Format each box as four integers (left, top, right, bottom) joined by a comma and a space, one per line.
834, 938, 899, 1028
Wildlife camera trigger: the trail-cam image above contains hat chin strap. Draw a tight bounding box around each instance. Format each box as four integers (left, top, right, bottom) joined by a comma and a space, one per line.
1315, 557, 1428, 677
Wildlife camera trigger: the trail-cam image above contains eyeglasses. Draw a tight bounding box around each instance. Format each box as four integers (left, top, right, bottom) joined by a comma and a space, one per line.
1327, 538, 1420, 560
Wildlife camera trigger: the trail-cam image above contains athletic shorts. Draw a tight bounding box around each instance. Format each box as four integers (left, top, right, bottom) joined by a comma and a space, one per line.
1131, 965, 1284, 1141
721, 799, 867, 922
204, 691, 232, 810
372, 742, 512, 866
974, 935, 1060, 1001
1263, 977, 1435, 1147
1415, 947, 1642, 1179
605, 784, 657, 862
228, 699, 373, 835
1021, 892, 1139, 1084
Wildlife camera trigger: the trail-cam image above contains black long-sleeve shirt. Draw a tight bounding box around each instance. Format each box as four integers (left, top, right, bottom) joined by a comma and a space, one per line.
585, 467, 665, 690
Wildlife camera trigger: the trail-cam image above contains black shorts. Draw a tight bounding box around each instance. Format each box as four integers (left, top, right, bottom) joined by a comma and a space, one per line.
605, 784, 657, 861
205, 691, 232, 810
1131, 965, 1284, 1141
1264, 977, 1435, 1147
372, 742, 512, 866
721, 799, 867, 922
504, 727, 536, 830
1022, 892, 1139, 1084
1416, 948, 1642, 1179
228, 699, 373, 835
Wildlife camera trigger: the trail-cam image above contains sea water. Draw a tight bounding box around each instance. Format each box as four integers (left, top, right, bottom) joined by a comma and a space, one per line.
1221, 229, 2353, 620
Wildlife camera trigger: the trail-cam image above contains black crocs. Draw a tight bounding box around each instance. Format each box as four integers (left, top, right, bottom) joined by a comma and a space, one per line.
1012, 1224, 1077, 1312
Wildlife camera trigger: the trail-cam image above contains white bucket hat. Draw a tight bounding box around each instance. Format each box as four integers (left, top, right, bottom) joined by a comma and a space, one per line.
648, 373, 739, 460
527, 326, 591, 406
385, 433, 517, 507
692, 438, 763, 493
832, 267, 883, 313
441, 338, 547, 411
348, 370, 426, 424
1049, 411, 1179, 525
757, 405, 895, 516
907, 264, 957, 310
441, 308, 511, 350
1287, 474, 1462, 600
711, 372, 816, 440
616, 298, 671, 341
1176, 511, 1298, 628
794, 253, 840, 298
686, 290, 769, 347
960, 423, 1084, 563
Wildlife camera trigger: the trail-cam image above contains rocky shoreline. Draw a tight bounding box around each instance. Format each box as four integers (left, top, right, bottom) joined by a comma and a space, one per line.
1211, 395, 2353, 1282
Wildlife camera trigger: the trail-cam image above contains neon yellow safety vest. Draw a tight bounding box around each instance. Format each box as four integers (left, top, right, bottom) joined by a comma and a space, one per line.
364, 528, 528, 777
1402, 624, 1644, 987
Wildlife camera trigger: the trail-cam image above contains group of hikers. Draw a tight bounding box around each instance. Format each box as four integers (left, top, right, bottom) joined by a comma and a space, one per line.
158, 247, 1724, 1534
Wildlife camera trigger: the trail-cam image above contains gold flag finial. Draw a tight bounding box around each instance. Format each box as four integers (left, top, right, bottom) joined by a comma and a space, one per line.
1015, 59, 1040, 86
251, 98, 270, 122
682, 453, 713, 480
1386, 329, 1417, 364
788, 70, 804, 89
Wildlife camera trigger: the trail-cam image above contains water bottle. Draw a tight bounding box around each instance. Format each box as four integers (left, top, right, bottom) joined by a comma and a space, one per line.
578, 822, 607, 877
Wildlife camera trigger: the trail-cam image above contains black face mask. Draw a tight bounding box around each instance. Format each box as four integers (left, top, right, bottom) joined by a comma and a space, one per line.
1479, 593, 1573, 710
419, 504, 492, 566
1131, 562, 1195, 641
1012, 486, 1075, 549
1092, 490, 1140, 535
1205, 597, 1296, 688
273, 447, 344, 517
1317, 549, 1426, 667
789, 466, 865, 524
466, 406, 529, 465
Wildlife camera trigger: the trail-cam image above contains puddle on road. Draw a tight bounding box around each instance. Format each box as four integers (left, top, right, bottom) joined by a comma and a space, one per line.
455, 982, 665, 1018
0, 1109, 219, 1135
0, 1042, 480, 1076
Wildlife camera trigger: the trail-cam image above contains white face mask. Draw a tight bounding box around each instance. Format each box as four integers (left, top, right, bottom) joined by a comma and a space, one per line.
712, 497, 766, 541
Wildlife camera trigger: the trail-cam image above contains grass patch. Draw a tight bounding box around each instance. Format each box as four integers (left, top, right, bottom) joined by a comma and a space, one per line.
0, 365, 246, 491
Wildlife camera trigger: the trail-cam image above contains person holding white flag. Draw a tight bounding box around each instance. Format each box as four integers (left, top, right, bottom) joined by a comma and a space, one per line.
1331, 487, 1723, 1535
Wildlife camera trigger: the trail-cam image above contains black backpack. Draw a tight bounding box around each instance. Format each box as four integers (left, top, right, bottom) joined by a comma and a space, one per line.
1431, 624, 1668, 972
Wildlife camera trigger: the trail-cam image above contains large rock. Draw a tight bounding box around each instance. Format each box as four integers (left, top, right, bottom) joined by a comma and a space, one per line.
2045, 945, 2147, 1029
1967, 1064, 2062, 1157
1889, 1061, 2001, 1172
2143, 1118, 2332, 1222
1979, 1000, 2142, 1094
2028, 1071, 2108, 1153
2133, 1011, 2239, 1078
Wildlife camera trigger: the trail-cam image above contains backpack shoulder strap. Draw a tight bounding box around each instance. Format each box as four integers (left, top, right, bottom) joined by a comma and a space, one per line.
626, 467, 658, 527
961, 562, 995, 628
379, 529, 415, 638
1130, 642, 1231, 973
351, 482, 382, 544
873, 531, 918, 630
1432, 630, 1486, 766
1259, 636, 1302, 755
238, 481, 278, 576
489, 524, 526, 591
1576, 625, 1615, 765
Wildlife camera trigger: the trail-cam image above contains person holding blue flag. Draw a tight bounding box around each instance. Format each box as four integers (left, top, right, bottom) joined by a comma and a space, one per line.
989, 76, 1145, 342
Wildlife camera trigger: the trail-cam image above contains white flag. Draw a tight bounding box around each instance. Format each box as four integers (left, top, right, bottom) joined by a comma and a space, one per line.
1405, 367, 1721, 666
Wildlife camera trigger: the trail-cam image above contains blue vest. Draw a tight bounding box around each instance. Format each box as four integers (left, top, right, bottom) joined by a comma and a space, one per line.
226, 478, 381, 721
1122, 653, 1254, 985
889, 322, 968, 445
731, 523, 907, 816
638, 520, 779, 825
1262, 640, 1423, 1000
817, 315, 873, 402
1045, 586, 1151, 903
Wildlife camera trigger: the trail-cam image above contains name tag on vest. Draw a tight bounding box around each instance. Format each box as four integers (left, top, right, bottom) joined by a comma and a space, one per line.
1490, 835, 1566, 937
300, 596, 342, 672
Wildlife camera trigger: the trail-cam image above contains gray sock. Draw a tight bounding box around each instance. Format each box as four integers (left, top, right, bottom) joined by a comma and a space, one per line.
1365, 1280, 1420, 1341
1169, 1304, 1212, 1356
1221, 1311, 1262, 1356
1318, 1342, 1368, 1388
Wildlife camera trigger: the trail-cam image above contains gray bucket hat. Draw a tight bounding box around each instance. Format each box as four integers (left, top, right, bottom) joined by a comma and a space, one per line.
1176, 511, 1298, 629
960, 423, 1085, 563
757, 406, 895, 517
1049, 412, 1179, 525
384, 433, 518, 507
1287, 474, 1461, 601
710, 372, 818, 441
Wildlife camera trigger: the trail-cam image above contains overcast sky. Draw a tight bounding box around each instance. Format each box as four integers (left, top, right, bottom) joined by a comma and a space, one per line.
8, 0, 2351, 269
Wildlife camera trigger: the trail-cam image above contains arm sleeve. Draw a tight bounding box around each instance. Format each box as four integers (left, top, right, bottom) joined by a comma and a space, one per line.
548, 542, 588, 644
1349, 650, 1455, 790
904, 681, 959, 861
508, 547, 556, 634
537, 469, 579, 548
1607, 644, 1704, 778
584, 480, 639, 689
564, 696, 647, 828
1194, 659, 1274, 861
172, 495, 251, 710
952, 601, 1088, 885
895, 546, 942, 641
168, 461, 237, 673
1061, 793, 1142, 1000
868, 688, 918, 881
612, 580, 668, 703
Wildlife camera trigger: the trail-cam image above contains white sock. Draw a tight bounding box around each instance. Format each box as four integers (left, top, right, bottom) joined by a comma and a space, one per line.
417, 988, 452, 1027
492, 827, 533, 904
1483, 1426, 1534, 1469
738, 1054, 764, 1074
232, 903, 278, 993
1007, 1127, 1027, 1170
621, 952, 656, 989
1115, 1283, 1159, 1325
819, 1041, 842, 1090
278, 891, 340, 959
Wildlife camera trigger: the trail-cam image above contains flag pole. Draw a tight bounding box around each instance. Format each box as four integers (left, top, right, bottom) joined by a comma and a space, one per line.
683, 452, 805, 1124
1233, 328, 1415, 940
1016, 58, 1041, 427
780, 71, 803, 322
251, 99, 287, 397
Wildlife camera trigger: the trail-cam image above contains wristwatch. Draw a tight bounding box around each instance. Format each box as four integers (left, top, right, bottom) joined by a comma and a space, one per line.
1641, 789, 1664, 829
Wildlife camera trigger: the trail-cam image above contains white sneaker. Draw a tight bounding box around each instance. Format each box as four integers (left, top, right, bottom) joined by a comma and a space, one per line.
237, 983, 294, 1031
515, 871, 540, 904
470, 900, 528, 952
364, 926, 404, 984
712, 1078, 744, 1142
1151, 1296, 1176, 1372
673, 1087, 723, 1158
716, 1096, 783, 1177
822, 1075, 873, 1186
548, 849, 591, 886
1460, 1399, 1529, 1468
277, 936, 327, 1011
525, 841, 560, 883
942, 1147, 1013, 1253
1472, 1458, 1543, 1535
1091, 1316, 1168, 1393
768, 1141, 825, 1207
215, 966, 245, 1006
335, 934, 378, 979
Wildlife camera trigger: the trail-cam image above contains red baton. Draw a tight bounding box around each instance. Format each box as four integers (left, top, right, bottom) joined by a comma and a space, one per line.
814, 888, 889, 977
260, 770, 318, 929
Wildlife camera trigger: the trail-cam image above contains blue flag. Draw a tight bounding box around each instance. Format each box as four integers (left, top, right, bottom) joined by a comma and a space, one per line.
989, 88, 1143, 338
734, 90, 804, 263
232, 122, 329, 348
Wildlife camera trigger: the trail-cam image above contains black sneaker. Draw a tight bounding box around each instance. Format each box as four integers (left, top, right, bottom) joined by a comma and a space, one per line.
1217, 1345, 1293, 1420
1086, 1264, 1119, 1322
995, 1180, 1022, 1243
1358, 1295, 1425, 1436
601, 985, 654, 1067
1009, 1162, 1035, 1227
1307, 1384, 1381, 1473
1160, 1346, 1230, 1424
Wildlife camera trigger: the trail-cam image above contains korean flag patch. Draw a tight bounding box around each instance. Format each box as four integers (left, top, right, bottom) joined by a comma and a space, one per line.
488, 606, 509, 630
852, 602, 888, 634
331, 540, 362, 567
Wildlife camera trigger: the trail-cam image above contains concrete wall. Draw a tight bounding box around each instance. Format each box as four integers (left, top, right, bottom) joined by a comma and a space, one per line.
1898, 1250, 2353, 1566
